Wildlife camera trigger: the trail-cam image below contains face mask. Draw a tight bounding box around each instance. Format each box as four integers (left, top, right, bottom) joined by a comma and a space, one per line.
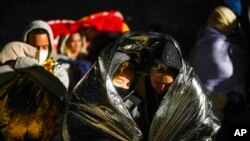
114, 86, 131, 98
35, 50, 49, 64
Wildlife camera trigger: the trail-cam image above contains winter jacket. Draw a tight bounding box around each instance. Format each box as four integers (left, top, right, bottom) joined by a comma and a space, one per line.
189, 27, 248, 95
23, 20, 70, 89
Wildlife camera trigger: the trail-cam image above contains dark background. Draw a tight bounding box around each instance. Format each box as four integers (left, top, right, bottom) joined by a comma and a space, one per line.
0, 0, 222, 58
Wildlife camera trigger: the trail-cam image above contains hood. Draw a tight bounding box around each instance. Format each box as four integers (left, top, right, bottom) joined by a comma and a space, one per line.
0, 41, 37, 64
23, 20, 55, 58
116, 31, 183, 72
152, 35, 182, 71
63, 40, 142, 140
108, 52, 130, 79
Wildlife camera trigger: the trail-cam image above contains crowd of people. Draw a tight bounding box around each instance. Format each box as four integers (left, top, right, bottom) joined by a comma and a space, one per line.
0, 0, 250, 141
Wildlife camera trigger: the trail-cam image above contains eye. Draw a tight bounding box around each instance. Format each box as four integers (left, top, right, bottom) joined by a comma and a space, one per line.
127, 82, 131, 87
42, 46, 49, 50
116, 79, 124, 84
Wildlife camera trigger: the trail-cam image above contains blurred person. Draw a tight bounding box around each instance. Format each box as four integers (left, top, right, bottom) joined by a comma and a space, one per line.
188, 6, 248, 121
0, 41, 66, 140
59, 30, 88, 59
57, 30, 92, 92
23, 20, 69, 90
78, 11, 130, 62
83, 26, 122, 62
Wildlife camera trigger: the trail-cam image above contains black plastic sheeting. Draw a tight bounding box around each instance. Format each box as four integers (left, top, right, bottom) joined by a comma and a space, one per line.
62, 31, 221, 141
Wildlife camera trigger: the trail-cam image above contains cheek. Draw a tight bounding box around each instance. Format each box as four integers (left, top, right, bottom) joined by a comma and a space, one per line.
165, 76, 174, 84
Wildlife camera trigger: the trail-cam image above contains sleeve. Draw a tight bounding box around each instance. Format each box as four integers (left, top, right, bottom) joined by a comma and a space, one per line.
54, 66, 70, 90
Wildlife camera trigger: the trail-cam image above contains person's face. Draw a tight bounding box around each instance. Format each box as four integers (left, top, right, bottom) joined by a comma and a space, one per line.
150, 73, 174, 94
29, 33, 49, 51
67, 32, 83, 53
112, 69, 134, 89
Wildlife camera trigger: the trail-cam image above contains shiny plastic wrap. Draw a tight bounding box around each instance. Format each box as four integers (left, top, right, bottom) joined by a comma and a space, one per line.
148, 62, 220, 141
63, 44, 142, 140
63, 31, 220, 141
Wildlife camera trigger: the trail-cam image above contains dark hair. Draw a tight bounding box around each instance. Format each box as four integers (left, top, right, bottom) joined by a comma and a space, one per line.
27, 28, 48, 43
117, 60, 135, 74
149, 63, 178, 78
66, 31, 84, 46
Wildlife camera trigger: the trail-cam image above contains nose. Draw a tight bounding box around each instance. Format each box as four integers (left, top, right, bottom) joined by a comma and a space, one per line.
123, 84, 130, 89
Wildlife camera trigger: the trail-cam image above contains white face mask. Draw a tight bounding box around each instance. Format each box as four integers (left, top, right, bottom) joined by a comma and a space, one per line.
35, 50, 49, 64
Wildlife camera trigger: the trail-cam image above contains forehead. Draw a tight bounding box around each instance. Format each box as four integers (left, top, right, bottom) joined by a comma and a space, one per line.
151, 74, 173, 81
30, 33, 49, 42
121, 68, 134, 78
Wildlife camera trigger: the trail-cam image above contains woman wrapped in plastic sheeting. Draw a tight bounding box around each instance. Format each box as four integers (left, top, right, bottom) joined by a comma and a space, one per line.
63, 31, 220, 141
62, 41, 142, 140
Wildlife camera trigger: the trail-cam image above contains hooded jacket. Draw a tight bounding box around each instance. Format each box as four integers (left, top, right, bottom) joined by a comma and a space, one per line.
0, 42, 37, 64
63, 31, 220, 141
108, 52, 130, 81
63, 41, 142, 141
23, 20, 55, 59
22, 20, 70, 89
56, 32, 92, 92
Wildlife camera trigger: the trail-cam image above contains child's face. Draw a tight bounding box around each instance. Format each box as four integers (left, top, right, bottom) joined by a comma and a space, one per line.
112, 68, 134, 89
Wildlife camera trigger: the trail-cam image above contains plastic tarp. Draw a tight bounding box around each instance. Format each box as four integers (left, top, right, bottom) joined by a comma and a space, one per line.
63, 31, 220, 141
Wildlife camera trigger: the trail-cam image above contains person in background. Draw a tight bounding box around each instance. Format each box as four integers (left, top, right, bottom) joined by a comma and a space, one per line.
188, 6, 248, 141
188, 6, 248, 120
82, 26, 122, 62
23, 20, 69, 91
59, 30, 88, 60
57, 30, 92, 92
